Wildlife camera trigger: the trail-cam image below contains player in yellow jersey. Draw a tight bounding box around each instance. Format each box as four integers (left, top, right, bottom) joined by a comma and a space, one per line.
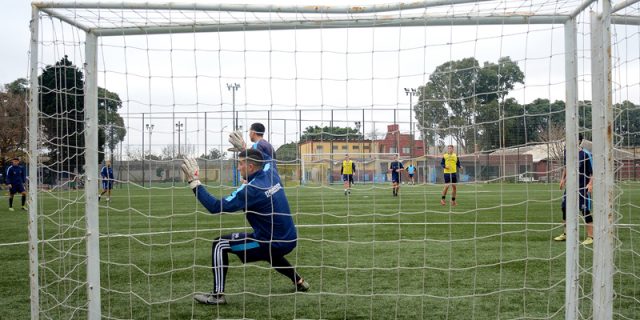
440, 145, 462, 206
341, 154, 356, 196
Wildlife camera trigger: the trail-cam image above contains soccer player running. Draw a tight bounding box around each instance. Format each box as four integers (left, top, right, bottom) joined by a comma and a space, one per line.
99, 160, 114, 202
554, 134, 594, 245
183, 149, 309, 305
5, 157, 27, 211
389, 155, 404, 197
341, 154, 355, 196
440, 145, 462, 206
406, 163, 416, 185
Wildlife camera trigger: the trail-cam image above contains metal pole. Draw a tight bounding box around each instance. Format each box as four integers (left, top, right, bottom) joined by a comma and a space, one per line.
27, 6, 40, 319
141, 113, 145, 187
591, 3, 615, 318
227, 83, 240, 186
146, 123, 154, 186
204, 112, 207, 182
561, 26, 580, 244
176, 121, 183, 157
184, 117, 188, 156
84, 32, 102, 320
299, 110, 302, 184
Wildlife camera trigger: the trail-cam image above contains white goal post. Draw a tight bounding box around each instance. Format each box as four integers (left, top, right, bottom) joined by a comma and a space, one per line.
25, 1, 640, 320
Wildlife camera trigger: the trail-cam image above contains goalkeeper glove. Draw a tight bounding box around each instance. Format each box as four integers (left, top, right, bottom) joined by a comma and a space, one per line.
228, 130, 246, 152
181, 158, 202, 189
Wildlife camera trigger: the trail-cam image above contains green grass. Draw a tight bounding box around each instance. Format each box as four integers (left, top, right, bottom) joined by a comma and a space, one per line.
2, 182, 639, 319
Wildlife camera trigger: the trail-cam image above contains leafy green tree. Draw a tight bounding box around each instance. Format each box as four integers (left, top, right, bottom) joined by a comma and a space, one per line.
4, 78, 28, 95
300, 126, 363, 142
414, 57, 524, 152
0, 90, 27, 166
276, 142, 298, 162
616, 100, 640, 146
39, 56, 126, 173
200, 147, 226, 160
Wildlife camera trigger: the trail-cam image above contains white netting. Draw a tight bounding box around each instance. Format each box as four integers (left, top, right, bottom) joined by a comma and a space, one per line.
17, 1, 640, 319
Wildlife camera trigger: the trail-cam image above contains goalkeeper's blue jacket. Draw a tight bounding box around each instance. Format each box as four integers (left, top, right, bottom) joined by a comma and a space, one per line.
6, 164, 26, 186
193, 164, 297, 251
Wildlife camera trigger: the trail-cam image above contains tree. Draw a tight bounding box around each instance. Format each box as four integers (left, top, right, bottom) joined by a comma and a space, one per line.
39, 56, 86, 173
615, 100, 640, 146
300, 125, 363, 142
276, 142, 297, 162
0, 90, 28, 166
4, 78, 28, 95
38, 56, 127, 173
200, 148, 227, 160
414, 57, 525, 152
99, 87, 126, 161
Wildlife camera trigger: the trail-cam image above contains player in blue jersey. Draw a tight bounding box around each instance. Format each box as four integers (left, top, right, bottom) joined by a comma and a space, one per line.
229, 122, 278, 176
388, 155, 404, 197
554, 134, 594, 245
406, 163, 416, 185
5, 157, 27, 211
183, 149, 309, 305
99, 160, 114, 202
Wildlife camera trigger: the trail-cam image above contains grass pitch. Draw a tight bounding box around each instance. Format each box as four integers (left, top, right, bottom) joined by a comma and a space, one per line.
1, 182, 639, 319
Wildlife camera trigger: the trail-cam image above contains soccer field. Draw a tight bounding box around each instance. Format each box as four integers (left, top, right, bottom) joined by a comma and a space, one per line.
2, 182, 639, 319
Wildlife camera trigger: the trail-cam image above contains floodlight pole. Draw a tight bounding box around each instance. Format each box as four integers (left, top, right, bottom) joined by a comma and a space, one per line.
28, 6, 40, 320
175, 121, 183, 157
227, 83, 240, 186
405, 88, 418, 161
146, 123, 154, 185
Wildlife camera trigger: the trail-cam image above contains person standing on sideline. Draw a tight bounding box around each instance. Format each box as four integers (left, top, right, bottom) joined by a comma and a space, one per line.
99, 160, 114, 202
5, 157, 27, 211
406, 163, 416, 185
440, 145, 461, 206
554, 134, 594, 245
183, 149, 309, 305
341, 154, 356, 196
389, 155, 404, 197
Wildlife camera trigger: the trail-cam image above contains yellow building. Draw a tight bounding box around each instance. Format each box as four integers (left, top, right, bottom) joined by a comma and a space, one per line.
299, 140, 376, 161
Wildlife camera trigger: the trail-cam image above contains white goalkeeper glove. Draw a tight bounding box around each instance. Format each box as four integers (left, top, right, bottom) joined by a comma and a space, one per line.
228, 130, 246, 152
181, 157, 202, 189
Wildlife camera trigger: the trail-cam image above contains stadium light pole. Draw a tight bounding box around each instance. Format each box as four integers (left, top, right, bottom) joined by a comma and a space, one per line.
175, 121, 184, 157
146, 123, 154, 186
227, 83, 240, 186
405, 88, 418, 160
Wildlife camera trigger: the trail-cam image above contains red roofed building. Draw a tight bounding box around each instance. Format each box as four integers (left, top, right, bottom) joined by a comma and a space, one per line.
376, 124, 425, 157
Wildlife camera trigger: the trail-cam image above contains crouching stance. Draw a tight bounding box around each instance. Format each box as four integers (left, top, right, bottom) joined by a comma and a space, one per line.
182, 149, 309, 305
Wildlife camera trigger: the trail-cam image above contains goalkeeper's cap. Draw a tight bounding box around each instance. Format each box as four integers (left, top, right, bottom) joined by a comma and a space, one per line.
250, 122, 265, 136
238, 149, 264, 166
12, 157, 19, 161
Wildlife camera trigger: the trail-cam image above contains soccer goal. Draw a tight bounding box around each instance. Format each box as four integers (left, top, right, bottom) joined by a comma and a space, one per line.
22, 1, 640, 319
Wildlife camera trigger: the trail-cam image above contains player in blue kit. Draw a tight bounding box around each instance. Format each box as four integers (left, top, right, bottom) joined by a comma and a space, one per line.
554, 135, 594, 245
389, 155, 404, 197
229, 122, 277, 174
183, 149, 309, 305
99, 160, 114, 202
5, 158, 27, 211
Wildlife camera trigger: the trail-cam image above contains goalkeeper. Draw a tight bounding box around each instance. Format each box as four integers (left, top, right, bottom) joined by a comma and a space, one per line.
229, 122, 277, 173
183, 149, 309, 306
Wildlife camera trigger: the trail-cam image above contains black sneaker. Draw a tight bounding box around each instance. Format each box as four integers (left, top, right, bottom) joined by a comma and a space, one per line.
194, 292, 227, 305
296, 279, 310, 292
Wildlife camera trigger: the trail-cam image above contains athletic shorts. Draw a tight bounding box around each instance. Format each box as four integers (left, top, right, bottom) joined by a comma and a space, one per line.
561, 188, 592, 214
391, 173, 400, 184
102, 180, 113, 190
408, 174, 414, 178
342, 174, 353, 183
220, 232, 295, 263
444, 173, 458, 184
10, 184, 25, 194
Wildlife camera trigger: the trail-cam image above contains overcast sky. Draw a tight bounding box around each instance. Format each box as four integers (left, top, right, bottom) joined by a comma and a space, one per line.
2, 1, 639, 158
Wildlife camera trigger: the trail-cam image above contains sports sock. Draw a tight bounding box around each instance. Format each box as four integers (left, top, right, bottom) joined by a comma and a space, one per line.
9, 197, 14, 208
452, 197, 456, 201
22, 195, 26, 206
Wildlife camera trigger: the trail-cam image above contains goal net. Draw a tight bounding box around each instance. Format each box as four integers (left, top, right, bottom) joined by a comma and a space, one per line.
20, 1, 640, 319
